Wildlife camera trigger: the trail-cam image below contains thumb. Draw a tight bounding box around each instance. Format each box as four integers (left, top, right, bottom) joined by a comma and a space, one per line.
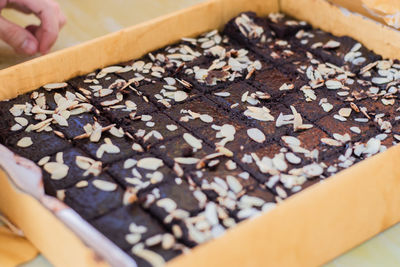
0, 16, 38, 55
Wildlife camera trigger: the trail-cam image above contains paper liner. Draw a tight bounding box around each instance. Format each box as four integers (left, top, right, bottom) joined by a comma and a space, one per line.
0, 145, 136, 267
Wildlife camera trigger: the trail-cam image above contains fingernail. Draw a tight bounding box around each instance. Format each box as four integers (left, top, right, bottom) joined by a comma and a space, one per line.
21, 39, 37, 55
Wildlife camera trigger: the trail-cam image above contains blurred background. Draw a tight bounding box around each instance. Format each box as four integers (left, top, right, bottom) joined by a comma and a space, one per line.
0, 0, 399, 266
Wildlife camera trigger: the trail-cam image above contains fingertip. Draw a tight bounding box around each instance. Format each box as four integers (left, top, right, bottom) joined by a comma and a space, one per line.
21, 38, 38, 56
59, 14, 67, 28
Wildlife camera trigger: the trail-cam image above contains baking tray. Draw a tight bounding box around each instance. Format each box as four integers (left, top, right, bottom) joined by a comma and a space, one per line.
0, 0, 400, 266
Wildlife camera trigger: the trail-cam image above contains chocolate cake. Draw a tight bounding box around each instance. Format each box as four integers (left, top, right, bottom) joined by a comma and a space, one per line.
0, 11, 399, 266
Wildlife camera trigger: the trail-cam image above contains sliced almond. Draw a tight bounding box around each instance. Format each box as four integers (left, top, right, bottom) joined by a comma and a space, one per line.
323, 40, 341, 49
279, 83, 294, 91
76, 156, 95, 170
15, 117, 28, 127
92, 179, 117, 191
124, 159, 137, 169
166, 124, 178, 131
183, 133, 202, 149
200, 114, 213, 123
131, 246, 165, 267
281, 136, 301, 147
17, 137, 33, 148
38, 156, 50, 166
321, 137, 342, 147
53, 113, 69, 127
303, 163, 324, 177
247, 128, 266, 143
338, 108, 352, 118
325, 80, 342, 90
321, 102, 333, 112
227, 175, 243, 193
76, 180, 89, 188
285, 152, 301, 164
174, 91, 188, 102
44, 162, 69, 180
43, 82, 68, 90
174, 157, 200, 164
137, 157, 164, 170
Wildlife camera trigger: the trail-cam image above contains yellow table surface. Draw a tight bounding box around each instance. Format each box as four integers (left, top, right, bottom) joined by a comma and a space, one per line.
0, 0, 399, 266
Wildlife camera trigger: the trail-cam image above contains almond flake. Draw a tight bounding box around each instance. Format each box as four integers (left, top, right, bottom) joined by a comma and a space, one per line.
279, 83, 294, 91
323, 40, 340, 49
382, 98, 395, 106
90, 123, 103, 143
75, 156, 95, 170
174, 157, 200, 164
227, 175, 243, 193
56, 152, 64, 164
303, 163, 323, 177
164, 77, 176, 85
350, 126, 361, 134
247, 128, 265, 143
214, 92, 230, 97
131, 246, 165, 267
11, 124, 23, 131
92, 179, 117, 191
281, 136, 301, 147
76, 180, 88, 188
43, 82, 68, 90
97, 142, 120, 158
38, 156, 50, 166
174, 91, 188, 102
109, 127, 124, 138
157, 198, 177, 212
285, 152, 301, 164
183, 133, 202, 149
44, 162, 69, 180
244, 106, 274, 121
166, 125, 178, 131
372, 77, 392, 85
9, 105, 24, 116
325, 80, 342, 90
321, 138, 342, 147
321, 102, 333, 112
200, 114, 213, 123
125, 233, 141, 245
17, 137, 33, 148
98, 66, 123, 76
338, 108, 352, 118
53, 113, 68, 126
162, 234, 175, 250
124, 159, 137, 169
15, 117, 28, 127
137, 157, 164, 170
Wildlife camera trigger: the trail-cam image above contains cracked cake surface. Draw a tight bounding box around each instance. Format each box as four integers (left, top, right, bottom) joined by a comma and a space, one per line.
0, 11, 399, 266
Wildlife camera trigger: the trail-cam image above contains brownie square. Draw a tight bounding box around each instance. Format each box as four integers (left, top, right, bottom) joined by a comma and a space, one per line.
139, 179, 230, 247
75, 132, 135, 164
195, 118, 257, 152
107, 153, 175, 189
90, 203, 167, 250
2, 131, 71, 162
63, 174, 124, 220
0, 94, 38, 135
188, 157, 258, 200
209, 82, 267, 113
153, 135, 214, 172
37, 147, 100, 195
165, 97, 230, 131
120, 112, 187, 148
293, 28, 381, 72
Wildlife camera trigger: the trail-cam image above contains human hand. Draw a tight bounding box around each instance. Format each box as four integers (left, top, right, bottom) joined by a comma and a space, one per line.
0, 0, 66, 55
